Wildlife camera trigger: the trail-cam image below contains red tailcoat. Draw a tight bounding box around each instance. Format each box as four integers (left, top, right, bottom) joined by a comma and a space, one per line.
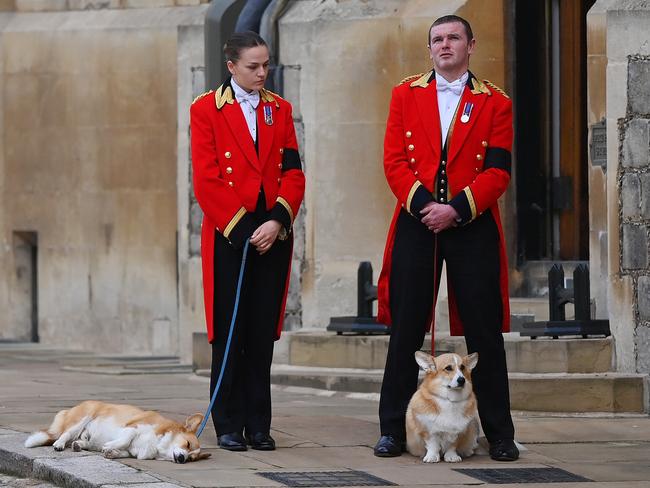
190, 82, 305, 342
377, 71, 512, 335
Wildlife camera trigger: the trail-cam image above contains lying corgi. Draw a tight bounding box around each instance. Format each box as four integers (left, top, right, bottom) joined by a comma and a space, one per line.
406, 351, 479, 463
24, 400, 210, 463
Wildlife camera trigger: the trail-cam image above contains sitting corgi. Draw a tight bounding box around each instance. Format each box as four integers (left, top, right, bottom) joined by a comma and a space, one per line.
406, 351, 479, 463
24, 400, 210, 463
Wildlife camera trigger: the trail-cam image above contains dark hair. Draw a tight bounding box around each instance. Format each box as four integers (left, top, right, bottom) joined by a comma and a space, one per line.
428, 15, 474, 45
223, 31, 268, 63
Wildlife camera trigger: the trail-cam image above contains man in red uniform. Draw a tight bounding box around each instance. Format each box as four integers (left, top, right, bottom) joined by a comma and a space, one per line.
374, 15, 518, 461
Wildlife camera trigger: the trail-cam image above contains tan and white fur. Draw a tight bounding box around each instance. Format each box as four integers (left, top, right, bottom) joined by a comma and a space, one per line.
406, 351, 479, 463
24, 401, 211, 463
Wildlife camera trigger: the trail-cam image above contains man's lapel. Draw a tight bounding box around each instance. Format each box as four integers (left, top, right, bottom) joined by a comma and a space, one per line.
446, 72, 490, 163
217, 78, 261, 170
411, 71, 442, 161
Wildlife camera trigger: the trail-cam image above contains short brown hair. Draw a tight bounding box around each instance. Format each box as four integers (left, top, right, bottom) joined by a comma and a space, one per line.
428, 15, 474, 45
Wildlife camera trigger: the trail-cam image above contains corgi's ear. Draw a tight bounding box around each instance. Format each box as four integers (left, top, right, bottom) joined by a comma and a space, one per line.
464, 352, 478, 370
184, 413, 204, 433
414, 351, 436, 372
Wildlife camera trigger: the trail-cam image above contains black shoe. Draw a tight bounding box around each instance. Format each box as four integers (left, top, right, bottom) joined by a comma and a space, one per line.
218, 432, 247, 451
246, 432, 276, 451
373, 435, 405, 457
489, 439, 519, 461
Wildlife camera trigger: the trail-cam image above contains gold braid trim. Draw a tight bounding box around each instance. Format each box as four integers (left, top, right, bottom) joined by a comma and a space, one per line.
463, 187, 477, 221
471, 78, 491, 96
484, 80, 509, 99
260, 88, 281, 108
406, 181, 423, 213
223, 207, 247, 239
409, 71, 432, 88
192, 90, 214, 105
276, 196, 294, 225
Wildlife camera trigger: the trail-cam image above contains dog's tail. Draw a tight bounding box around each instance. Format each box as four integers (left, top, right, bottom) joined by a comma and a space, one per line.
24, 431, 55, 448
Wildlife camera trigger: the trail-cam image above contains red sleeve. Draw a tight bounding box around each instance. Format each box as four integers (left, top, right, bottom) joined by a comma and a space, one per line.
383, 86, 433, 217
190, 99, 257, 247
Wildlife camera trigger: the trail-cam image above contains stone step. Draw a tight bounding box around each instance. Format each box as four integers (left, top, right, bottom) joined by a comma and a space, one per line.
267, 364, 648, 414
284, 332, 613, 373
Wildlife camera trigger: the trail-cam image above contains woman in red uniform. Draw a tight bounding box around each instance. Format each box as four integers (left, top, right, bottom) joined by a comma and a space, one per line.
190, 32, 304, 452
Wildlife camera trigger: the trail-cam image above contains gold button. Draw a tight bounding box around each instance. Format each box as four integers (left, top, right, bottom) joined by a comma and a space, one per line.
225, 151, 231, 159
414, 170, 419, 176
406, 131, 412, 138
410, 158, 416, 164
482, 140, 488, 147
280, 148, 284, 154
228, 181, 234, 187
408, 144, 414, 151
226, 167, 233, 174
278, 163, 282, 169
476, 154, 483, 160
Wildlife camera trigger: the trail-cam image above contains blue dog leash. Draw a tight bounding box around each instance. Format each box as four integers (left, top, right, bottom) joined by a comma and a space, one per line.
196, 238, 250, 438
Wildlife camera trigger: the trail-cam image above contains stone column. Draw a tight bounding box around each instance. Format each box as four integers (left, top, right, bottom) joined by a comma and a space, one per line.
603, 1, 650, 373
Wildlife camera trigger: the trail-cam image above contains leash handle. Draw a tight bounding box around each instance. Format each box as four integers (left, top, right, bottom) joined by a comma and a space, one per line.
197, 238, 250, 438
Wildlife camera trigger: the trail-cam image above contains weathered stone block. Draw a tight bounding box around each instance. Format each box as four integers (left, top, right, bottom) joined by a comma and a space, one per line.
639, 276, 650, 321
622, 173, 641, 218
33, 456, 159, 488
636, 325, 650, 374
641, 173, 650, 218
622, 119, 650, 168
629, 57, 650, 115
189, 201, 203, 233
622, 224, 649, 269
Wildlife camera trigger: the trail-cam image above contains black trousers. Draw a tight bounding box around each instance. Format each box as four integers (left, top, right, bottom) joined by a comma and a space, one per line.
379, 209, 514, 443
210, 192, 291, 436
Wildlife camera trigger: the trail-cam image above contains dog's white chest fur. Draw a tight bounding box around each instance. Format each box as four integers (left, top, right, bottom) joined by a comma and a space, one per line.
416, 400, 472, 445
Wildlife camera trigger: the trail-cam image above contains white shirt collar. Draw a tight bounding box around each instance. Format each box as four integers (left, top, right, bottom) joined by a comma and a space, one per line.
231, 77, 260, 107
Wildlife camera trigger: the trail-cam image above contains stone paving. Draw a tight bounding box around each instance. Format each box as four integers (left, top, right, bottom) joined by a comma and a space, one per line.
1, 343, 649, 487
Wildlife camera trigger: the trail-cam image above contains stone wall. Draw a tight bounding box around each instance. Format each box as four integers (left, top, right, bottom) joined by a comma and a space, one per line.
0, 6, 206, 356
2, 0, 208, 12
601, 0, 650, 373
278, 0, 509, 329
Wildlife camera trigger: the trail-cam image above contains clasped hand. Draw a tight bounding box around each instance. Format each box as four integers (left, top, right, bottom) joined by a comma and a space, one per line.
250, 220, 282, 254
420, 202, 460, 233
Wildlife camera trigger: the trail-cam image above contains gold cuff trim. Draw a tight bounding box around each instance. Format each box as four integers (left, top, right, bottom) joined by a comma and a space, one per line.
406, 181, 423, 213
277, 196, 294, 225
463, 187, 477, 220
223, 207, 247, 239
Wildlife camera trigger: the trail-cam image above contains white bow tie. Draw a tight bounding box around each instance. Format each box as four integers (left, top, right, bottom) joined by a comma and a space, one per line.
236, 91, 260, 109
437, 78, 465, 96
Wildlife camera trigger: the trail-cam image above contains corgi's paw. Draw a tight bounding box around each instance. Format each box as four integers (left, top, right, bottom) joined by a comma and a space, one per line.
422, 452, 440, 463
52, 441, 65, 451
444, 451, 462, 463
102, 448, 121, 459
458, 448, 475, 458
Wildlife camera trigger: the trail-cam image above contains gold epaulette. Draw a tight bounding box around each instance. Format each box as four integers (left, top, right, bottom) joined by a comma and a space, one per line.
484, 80, 509, 99
192, 90, 213, 105
398, 73, 424, 86
260, 88, 281, 108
